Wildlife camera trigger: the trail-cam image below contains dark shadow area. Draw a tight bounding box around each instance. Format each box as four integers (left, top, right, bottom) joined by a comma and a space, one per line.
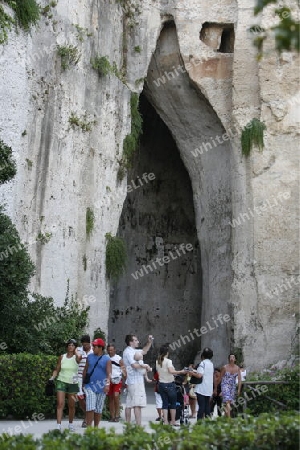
108, 94, 202, 367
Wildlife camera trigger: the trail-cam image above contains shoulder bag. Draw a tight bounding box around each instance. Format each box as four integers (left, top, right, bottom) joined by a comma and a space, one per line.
83, 355, 103, 384
190, 362, 204, 385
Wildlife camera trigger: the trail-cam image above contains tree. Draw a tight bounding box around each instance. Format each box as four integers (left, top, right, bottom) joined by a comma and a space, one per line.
253, 0, 300, 55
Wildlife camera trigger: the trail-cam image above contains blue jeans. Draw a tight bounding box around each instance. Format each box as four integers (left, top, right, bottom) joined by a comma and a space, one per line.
196, 393, 211, 419
158, 382, 177, 409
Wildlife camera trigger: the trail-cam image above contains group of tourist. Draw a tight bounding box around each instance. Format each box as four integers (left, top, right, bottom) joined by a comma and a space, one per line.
49, 333, 244, 430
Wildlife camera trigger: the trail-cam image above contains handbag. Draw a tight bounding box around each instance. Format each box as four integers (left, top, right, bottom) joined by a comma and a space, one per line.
83, 355, 103, 384
189, 362, 204, 385
45, 379, 55, 396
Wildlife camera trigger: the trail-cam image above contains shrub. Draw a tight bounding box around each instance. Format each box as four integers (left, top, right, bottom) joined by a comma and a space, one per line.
0, 139, 17, 184
5, 0, 40, 31
91, 55, 113, 76
245, 364, 300, 415
105, 232, 127, 280
0, 413, 298, 448
57, 44, 80, 71
0, 353, 57, 418
241, 118, 266, 156
0, 5, 14, 44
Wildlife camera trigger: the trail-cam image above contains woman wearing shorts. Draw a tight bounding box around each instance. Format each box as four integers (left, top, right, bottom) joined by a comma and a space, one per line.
50, 338, 82, 431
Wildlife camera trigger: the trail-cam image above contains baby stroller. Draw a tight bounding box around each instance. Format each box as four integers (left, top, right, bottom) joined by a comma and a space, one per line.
168, 376, 190, 425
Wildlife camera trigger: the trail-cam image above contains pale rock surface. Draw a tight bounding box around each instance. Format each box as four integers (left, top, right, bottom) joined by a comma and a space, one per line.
0, 0, 298, 369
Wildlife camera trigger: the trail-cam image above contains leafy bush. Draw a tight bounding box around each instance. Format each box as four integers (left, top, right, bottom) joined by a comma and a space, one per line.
241, 118, 266, 156
0, 354, 57, 418
0, 413, 299, 449
5, 0, 40, 31
0, 205, 35, 304
0, 140, 17, 184
105, 233, 127, 280
245, 364, 300, 415
0, 6, 14, 44
57, 44, 80, 71
91, 55, 113, 76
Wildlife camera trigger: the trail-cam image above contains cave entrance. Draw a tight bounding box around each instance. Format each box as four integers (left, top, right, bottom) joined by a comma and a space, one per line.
109, 21, 232, 367
108, 93, 202, 367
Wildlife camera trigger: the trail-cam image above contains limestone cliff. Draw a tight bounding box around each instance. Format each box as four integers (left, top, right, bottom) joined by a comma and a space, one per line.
0, 0, 298, 369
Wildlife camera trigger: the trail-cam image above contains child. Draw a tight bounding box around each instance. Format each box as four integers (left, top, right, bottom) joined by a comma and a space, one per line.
134, 351, 152, 382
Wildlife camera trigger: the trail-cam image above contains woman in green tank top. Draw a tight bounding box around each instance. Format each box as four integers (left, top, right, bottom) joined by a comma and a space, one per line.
50, 339, 82, 431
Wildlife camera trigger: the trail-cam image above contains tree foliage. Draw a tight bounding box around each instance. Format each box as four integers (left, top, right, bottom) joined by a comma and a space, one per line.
253, 0, 299, 54
0, 139, 17, 185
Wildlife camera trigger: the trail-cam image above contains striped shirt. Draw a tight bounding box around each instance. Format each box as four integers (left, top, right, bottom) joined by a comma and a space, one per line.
77, 346, 93, 378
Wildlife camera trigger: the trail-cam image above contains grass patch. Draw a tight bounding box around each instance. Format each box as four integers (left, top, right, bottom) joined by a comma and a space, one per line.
241, 118, 266, 156
5, 0, 40, 31
86, 207, 94, 239
57, 44, 80, 71
118, 93, 142, 179
105, 232, 127, 280
68, 112, 96, 132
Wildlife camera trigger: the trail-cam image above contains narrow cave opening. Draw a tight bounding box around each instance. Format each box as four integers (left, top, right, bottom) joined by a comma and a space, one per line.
108, 94, 202, 367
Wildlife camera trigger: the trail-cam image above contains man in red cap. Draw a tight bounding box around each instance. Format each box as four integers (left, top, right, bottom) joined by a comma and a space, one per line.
82, 338, 112, 427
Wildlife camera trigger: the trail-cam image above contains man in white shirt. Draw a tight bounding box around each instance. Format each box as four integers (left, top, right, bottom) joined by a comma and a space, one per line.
77, 335, 93, 427
122, 334, 153, 425
193, 347, 214, 419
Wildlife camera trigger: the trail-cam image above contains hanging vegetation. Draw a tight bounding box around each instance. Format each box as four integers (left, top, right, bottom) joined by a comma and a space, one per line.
105, 232, 127, 280
86, 207, 95, 239
241, 118, 266, 157
117, 93, 143, 180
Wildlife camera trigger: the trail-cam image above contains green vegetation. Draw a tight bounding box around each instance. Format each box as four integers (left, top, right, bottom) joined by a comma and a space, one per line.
74, 23, 93, 42
241, 118, 266, 156
105, 232, 127, 280
93, 327, 106, 341
5, 0, 40, 30
82, 254, 87, 271
253, 1, 299, 56
245, 364, 300, 415
134, 45, 141, 53
0, 5, 14, 44
57, 44, 80, 71
69, 112, 96, 132
37, 231, 52, 244
86, 207, 94, 238
91, 55, 112, 76
118, 93, 143, 178
41, 1, 57, 19
0, 139, 17, 183
116, 0, 142, 27
0, 413, 298, 447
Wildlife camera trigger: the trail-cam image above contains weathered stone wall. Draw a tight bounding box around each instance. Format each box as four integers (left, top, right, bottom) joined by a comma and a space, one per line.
0, 0, 298, 369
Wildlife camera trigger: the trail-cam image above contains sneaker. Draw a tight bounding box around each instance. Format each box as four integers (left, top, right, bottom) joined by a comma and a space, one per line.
56, 424, 61, 431
81, 420, 87, 428
155, 417, 161, 421
68, 423, 75, 432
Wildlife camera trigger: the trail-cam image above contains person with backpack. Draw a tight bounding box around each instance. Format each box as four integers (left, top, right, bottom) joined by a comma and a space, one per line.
82, 338, 112, 427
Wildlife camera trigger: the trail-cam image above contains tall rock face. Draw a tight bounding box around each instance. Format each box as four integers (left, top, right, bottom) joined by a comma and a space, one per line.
0, 0, 298, 369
